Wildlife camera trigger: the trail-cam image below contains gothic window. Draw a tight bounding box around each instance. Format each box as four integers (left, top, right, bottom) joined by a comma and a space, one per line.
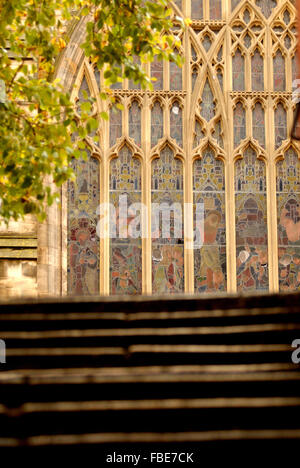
65, 0, 300, 297
68, 151, 100, 295
277, 148, 300, 291
193, 147, 226, 293
235, 148, 269, 292
109, 145, 142, 294
151, 146, 184, 294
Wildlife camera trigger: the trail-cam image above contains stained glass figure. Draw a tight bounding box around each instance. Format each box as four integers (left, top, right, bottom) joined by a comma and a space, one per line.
152, 146, 184, 294
252, 102, 265, 148
170, 101, 183, 147
193, 147, 226, 292
232, 49, 245, 90
170, 51, 182, 90
151, 101, 164, 148
151, 57, 164, 90
235, 147, 269, 292
129, 100, 141, 146
200, 79, 215, 122
191, 0, 203, 19
273, 50, 286, 91
275, 103, 287, 149
277, 148, 300, 291
110, 145, 142, 294
68, 151, 100, 295
234, 102, 246, 148
252, 49, 264, 91
109, 104, 122, 148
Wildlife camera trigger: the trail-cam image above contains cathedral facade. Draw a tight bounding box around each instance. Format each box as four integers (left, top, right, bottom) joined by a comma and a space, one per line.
0, 0, 299, 298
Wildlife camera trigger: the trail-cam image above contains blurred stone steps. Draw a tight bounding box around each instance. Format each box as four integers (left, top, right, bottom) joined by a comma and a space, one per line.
0, 292, 299, 457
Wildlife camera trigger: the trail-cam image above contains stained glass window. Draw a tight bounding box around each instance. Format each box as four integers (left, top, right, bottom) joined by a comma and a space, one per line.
68, 151, 100, 295
110, 145, 142, 294
252, 102, 265, 148
109, 104, 122, 148
151, 57, 164, 90
234, 102, 246, 148
274, 103, 287, 149
235, 148, 269, 292
210, 0, 222, 20
277, 148, 300, 291
129, 100, 141, 146
233, 49, 245, 91
200, 79, 215, 122
170, 101, 183, 147
170, 51, 182, 90
193, 147, 226, 293
252, 49, 264, 91
152, 146, 184, 294
273, 50, 286, 91
255, 0, 277, 18
191, 0, 203, 19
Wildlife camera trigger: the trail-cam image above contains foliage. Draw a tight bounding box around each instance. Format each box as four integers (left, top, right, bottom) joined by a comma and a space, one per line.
0, 0, 186, 221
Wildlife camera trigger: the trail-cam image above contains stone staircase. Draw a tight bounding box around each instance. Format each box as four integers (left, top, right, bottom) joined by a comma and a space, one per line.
0, 293, 300, 460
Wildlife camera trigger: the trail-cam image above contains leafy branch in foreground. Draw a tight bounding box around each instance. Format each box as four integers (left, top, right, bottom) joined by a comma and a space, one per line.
0, 0, 187, 222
